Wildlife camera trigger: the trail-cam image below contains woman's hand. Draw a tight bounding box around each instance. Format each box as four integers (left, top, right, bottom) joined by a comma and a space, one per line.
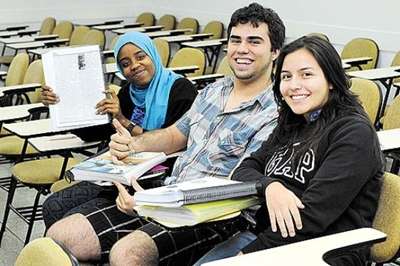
265, 182, 304, 238
41, 85, 59, 106
96, 89, 122, 118
114, 182, 136, 216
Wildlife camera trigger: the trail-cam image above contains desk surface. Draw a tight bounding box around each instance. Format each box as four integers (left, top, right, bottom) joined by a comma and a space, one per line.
0, 34, 58, 45
4, 119, 52, 138
377, 128, 400, 151
203, 228, 386, 266
29, 133, 100, 153
0, 103, 44, 123
74, 19, 124, 27
146, 28, 193, 38
342, 56, 372, 65
112, 25, 164, 34
347, 66, 400, 80
7, 38, 69, 50
93, 22, 142, 31
182, 38, 227, 48
0, 83, 42, 95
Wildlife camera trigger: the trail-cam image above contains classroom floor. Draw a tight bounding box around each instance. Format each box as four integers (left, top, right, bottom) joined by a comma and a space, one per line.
0, 160, 399, 265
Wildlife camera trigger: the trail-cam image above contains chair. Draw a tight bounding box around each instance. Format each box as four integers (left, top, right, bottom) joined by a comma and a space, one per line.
176, 17, 199, 35
52, 20, 74, 39
136, 12, 155, 27
104, 35, 119, 64
81, 29, 105, 50
15, 237, 78, 266
0, 17, 56, 67
157, 14, 176, 31
307, 32, 330, 42
349, 78, 382, 125
153, 38, 170, 66
369, 172, 400, 265
216, 56, 233, 76
390, 51, 400, 87
169, 47, 206, 77
341, 38, 379, 70
3, 53, 29, 87
23, 60, 45, 103
202, 21, 224, 40
69, 26, 90, 46
39, 17, 57, 36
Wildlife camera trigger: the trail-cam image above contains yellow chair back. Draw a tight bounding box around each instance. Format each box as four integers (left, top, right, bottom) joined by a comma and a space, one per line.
153, 38, 170, 66
23, 60, 44, 103
52, 21, 74, 39
69, 26, 90, 46
136, 12, 155, 27
341, 38, 379, 70
39, 17, 56, 36
177, 17, 199, 35
6, 53, 29, 86
169, 48, 206, 77
157, 14, 176, 31
203, 21, 224, 40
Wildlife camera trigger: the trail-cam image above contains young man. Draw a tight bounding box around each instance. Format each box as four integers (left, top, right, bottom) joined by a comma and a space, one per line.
45, 3, 286, 265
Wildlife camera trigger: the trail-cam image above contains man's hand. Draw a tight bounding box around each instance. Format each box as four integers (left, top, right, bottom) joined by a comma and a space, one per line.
114, 182, 136, 216
109, 119, 136, 164
41, 85, 59, 106
96, 89, 122, 118
265, 182, 304, 238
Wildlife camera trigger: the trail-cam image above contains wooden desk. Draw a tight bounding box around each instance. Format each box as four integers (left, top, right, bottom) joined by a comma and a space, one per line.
29, 133, 100, 154
377, 128, 400, 152
203, 228, 386, 266
92, 22, 142, 31
75, 19, 124, 27
0, 103, 44, 124
342, 57, 373, 70
182, 38, 227, 73
347, 66, 400, 118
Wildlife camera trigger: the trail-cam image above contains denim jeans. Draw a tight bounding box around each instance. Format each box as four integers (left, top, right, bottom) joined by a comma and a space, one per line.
193, 231, 257, 266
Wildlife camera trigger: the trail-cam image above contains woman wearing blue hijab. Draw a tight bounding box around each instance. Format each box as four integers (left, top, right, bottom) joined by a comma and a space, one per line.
40, 32, 197, 229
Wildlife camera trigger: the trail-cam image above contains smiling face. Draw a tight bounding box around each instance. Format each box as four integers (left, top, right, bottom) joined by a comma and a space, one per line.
227, 22, 278, 84
280, 48, 331, 117
118, 43, 155, 87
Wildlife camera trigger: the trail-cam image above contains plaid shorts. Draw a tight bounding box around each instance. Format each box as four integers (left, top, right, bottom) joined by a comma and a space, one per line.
70, 198, 248, 265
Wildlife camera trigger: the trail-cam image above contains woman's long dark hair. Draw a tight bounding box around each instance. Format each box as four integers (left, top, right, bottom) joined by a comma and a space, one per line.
265, 36, 370, 156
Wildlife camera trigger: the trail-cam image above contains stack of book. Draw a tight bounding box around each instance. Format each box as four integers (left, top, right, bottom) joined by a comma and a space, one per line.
134, 177, 260, 227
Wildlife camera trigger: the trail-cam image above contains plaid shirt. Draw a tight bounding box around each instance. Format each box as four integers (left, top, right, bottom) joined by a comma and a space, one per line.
166, 77, 278, 184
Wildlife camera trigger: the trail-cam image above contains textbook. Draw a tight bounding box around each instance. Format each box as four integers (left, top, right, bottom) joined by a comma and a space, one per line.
134, 177, 258, 207
65, 151, 167, 185
42, 45, 110, 132
135, 196, 260, 227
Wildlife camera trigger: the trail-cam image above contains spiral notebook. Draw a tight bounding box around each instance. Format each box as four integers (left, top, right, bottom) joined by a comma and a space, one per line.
134, 177, 258, 207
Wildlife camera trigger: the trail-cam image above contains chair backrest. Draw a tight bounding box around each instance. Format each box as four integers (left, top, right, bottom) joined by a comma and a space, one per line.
5, 53, 29, 86
216, 55, 233, 76
307, 32, 330, 42
39, 17, 56, 36
203, 21, 224, 40
349, 78, 381, 125
176, 17, 199, 35
153, 38, 170, 67
15, 237, 74, 266
169, 47, 206, 77
69, 25, 90, 46
23, 60, 44, 103
341, 38, 379, 70
136, 12, 155, 27
82, 29, 105, 50
382, 94, 400, 130
157, 14, 176, 31
52, 20, 74, 39
371, 172, 400, 263
105, 35, 119, 64
390, 51, 400, 84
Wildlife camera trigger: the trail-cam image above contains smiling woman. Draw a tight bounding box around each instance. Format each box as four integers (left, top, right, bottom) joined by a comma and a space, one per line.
195, 36, 384, 266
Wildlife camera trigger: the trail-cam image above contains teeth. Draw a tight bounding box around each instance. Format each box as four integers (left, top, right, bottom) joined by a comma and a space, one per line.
291, 95, 308, 100
236, 58, 252, 64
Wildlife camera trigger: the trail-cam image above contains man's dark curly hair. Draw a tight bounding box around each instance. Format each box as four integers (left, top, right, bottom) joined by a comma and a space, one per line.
227, 2, 285, 52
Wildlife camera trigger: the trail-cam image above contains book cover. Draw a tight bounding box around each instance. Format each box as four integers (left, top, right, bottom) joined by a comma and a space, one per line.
134, 177, 258, 207
135, 196, 260, 227
66, 151, 167, 185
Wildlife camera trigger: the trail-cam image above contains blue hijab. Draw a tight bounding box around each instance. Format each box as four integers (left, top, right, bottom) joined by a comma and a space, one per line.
113, 31, 180, 130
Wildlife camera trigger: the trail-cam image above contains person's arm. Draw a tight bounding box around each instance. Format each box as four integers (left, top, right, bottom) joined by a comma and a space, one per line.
242, 120, 382, 253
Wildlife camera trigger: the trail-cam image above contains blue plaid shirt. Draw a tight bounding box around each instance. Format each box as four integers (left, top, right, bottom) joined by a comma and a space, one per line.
166, 77, 278, 184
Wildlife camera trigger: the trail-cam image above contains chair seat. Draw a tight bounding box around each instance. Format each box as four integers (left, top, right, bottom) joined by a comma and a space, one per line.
0, 135, 39, 155
12, 157, 80, 184
0, 55, 14, 65
50, 179, 79, 193
0, 128, 11, 137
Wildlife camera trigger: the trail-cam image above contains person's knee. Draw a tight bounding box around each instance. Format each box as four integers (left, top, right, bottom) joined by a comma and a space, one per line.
109, 231, 158, 266
45, 213, 101, 261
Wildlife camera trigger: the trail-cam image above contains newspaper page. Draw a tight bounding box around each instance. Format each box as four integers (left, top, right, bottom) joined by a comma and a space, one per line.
42, 45, 110, 131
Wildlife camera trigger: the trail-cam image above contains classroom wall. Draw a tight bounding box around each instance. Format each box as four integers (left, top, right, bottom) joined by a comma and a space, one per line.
0, 0, 398, 66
